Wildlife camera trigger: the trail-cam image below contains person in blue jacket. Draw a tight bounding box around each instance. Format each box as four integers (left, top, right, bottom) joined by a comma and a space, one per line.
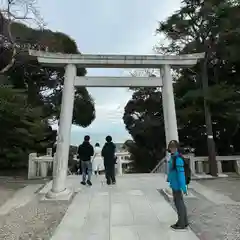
167, 140, 188, 230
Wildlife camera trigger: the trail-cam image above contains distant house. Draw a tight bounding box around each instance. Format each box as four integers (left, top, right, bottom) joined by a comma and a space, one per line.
114, 143, 132, 173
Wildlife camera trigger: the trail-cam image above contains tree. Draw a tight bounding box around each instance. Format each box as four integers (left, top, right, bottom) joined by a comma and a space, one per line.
0, 0, 44, 73
4, 20, 96, 126
156, 0, 240, 175
122, 139, 133, 150
0, 19, 96, 170
0, 86, 56, 168
123, 85, 166, 172
123, 0, 240, 173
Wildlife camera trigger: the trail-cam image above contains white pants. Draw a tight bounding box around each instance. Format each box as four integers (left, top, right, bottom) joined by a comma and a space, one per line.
92, 157, 104, 172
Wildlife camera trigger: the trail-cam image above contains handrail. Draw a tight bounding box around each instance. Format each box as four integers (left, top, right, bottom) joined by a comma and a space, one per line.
151, 153, 194, 174
151, 157, 166, 173
151, 154, 240, 176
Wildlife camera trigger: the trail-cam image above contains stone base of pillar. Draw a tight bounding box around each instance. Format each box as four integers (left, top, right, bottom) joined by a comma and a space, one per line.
43, 188, 73, 201
235, 160, 240, 175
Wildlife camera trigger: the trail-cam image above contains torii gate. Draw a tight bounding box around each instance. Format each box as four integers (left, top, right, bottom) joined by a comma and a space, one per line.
29, 50, 204, 199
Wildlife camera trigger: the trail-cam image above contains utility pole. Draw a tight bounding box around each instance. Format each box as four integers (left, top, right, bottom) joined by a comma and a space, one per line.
202, 51, 218, 176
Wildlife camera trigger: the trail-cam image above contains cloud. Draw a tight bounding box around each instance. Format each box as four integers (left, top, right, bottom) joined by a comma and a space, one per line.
51, 90, 131, 133
96, 103, 123, 120
39, 0, 181, 144
73, 101, 126, 133
86, 87, 132, 129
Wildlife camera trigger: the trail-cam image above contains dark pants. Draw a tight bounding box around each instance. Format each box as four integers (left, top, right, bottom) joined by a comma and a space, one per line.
104, 163, 115, 184
172, 190, 188, 227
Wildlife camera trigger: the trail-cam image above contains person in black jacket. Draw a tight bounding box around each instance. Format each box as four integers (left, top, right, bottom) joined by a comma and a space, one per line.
101, 135, 116, 185
78, 135, 94, 186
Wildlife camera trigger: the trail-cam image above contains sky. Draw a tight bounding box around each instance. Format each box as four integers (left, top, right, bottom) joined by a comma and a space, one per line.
38, 0, 181, 146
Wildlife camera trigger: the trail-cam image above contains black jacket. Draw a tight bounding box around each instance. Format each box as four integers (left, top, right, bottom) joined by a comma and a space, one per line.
78, 141, 94, 161
101, 142, 116, 165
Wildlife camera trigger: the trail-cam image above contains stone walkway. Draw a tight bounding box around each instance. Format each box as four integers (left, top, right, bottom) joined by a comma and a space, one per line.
1, 174, 240, 239
45, 174, 199, 240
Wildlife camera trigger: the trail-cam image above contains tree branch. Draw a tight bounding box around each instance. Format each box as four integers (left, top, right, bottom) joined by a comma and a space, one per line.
0, 0, 45, 73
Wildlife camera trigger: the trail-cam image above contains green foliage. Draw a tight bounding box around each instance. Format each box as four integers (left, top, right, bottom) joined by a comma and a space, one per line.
0, 20, 95, 170
124, 0, 240, 171
72, 87, 95, 127
0, 86, 56, 168
123, 88, 166, 172
4, 20, 94, 125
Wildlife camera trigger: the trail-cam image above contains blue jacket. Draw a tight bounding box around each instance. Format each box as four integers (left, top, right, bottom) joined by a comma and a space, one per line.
167, 152, 187, 193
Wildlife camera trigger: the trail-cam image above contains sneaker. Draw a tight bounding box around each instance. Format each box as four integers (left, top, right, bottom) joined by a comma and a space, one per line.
81, 181, 86, 185
87, 180, 92, 186
170, 224, 178, 229
112, 181, 116, 185
170, 224, 187, 230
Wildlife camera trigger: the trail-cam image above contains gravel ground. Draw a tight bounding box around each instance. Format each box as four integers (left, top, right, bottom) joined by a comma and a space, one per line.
0, 195, 69, 240
199, 175, 240, 202
0, 182, 26, 208
0, 177, 67, 240
161, 188, 240, 240
0, 177, 50, 186
0, 178, 49, 208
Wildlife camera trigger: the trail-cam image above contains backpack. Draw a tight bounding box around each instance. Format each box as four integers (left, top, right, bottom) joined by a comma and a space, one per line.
173, 154, 191, 185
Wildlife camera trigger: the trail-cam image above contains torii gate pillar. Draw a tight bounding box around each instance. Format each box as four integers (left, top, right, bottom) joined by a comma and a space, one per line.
46, 64, 76, 199
161, 64, 179, 144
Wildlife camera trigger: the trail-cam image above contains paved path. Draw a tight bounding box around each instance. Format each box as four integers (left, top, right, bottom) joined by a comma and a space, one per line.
1, 174, 239, 239
48, 174, 199, 240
